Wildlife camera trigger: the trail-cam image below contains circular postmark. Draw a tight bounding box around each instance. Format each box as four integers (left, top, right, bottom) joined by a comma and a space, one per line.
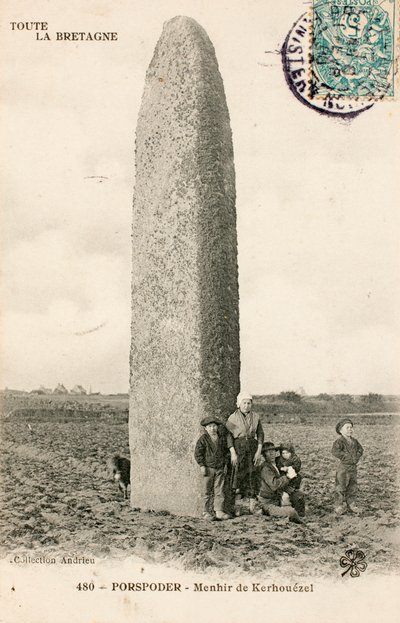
282, 13, 374, 117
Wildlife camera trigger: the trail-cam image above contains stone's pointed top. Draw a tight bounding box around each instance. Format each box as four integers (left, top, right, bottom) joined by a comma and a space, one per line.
163, 15, 203, 29
160, 15, 210, 40
139, 13, 227, 138
165, 15, 200, 26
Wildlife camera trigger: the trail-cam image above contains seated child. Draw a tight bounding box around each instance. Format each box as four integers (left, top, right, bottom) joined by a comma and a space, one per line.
258, 442, 303, 524
194, 416, 231, 521
276, 443, 305, 516
276, 443, 302, 489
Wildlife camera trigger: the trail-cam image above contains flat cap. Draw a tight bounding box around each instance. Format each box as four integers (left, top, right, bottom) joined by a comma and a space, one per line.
201, 415, 222, 427
335, 418, 353, 434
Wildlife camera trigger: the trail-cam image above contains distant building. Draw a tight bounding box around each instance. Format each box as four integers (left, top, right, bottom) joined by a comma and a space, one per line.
70, 385, 87, 395
53, 383, 69, 395
31, 385, 52, 395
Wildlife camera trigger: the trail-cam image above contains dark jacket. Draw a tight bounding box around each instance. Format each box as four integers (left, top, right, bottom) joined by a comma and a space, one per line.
276, 453, 302, 474
259, 459, 290, 503
331, 436, 363, 467
276, 453, 302, 491
194, 430, 228, 470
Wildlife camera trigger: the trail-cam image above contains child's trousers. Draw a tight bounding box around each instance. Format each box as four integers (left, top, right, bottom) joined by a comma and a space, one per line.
335, 464, 358, 507
258, 497, 301, 521
202, 467, 225, 513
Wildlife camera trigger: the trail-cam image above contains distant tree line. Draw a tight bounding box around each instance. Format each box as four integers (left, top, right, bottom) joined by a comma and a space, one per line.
253, 392, 395, 416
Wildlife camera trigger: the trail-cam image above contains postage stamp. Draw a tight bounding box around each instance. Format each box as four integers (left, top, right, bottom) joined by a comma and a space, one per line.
311, 0, 397, 99
282, 12, 375, 116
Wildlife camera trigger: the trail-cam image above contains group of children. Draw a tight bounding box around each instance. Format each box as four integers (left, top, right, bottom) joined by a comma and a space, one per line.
194, 412, 364, 521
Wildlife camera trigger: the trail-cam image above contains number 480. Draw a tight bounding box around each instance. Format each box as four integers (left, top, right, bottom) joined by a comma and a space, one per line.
76, 582, 94, 591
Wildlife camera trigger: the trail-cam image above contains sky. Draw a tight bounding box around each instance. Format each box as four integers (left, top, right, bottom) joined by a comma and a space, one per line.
2, 0, 399, 395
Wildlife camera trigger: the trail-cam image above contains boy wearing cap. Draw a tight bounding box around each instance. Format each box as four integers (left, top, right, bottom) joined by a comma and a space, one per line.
258, 442, 303, 523
332, 419, 364, 515
226, 392, 264, 512
194, 416, 231, 521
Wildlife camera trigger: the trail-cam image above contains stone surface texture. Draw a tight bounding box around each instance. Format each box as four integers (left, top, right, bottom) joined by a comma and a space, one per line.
130, 16, 240, 517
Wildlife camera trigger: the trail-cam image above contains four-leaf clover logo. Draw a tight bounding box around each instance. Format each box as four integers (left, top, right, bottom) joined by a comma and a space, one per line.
340, 548, 368, 577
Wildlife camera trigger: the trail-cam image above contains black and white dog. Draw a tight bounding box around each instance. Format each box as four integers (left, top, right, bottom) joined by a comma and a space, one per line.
108, 455, 131, 499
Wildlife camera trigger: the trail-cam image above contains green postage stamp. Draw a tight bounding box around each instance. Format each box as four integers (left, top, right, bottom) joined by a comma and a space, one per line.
311, 0, 397, 98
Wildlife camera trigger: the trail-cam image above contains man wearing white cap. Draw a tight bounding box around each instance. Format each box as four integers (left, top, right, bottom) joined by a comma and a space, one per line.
226, 392, 264, 512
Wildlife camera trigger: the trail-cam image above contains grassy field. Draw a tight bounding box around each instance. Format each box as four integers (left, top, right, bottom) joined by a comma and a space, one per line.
1, 393, 399, 579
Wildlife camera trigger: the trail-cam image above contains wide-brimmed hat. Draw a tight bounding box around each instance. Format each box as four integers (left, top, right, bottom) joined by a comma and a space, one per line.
262, 441, 278, 454
335, 418, 353, 434
200, 415, 222, 427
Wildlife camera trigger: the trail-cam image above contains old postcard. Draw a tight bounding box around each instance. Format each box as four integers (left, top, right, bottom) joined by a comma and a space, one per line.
1, 1, 399, 622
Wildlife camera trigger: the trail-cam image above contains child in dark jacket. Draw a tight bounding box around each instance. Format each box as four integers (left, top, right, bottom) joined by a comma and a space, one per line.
276, 443, 302, 491
275, 443, 305, 516
332, 418, 364, 515
194, 416, 230, 521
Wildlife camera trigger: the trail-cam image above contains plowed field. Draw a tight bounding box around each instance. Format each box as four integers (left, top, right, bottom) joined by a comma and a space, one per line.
1, 417, 399, 579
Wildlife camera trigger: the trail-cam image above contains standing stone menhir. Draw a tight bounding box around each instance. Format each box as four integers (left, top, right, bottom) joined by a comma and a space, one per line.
130, 16, 240, 516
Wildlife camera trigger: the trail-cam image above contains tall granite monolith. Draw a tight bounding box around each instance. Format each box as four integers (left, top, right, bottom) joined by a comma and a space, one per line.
130, 16, 240, 517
